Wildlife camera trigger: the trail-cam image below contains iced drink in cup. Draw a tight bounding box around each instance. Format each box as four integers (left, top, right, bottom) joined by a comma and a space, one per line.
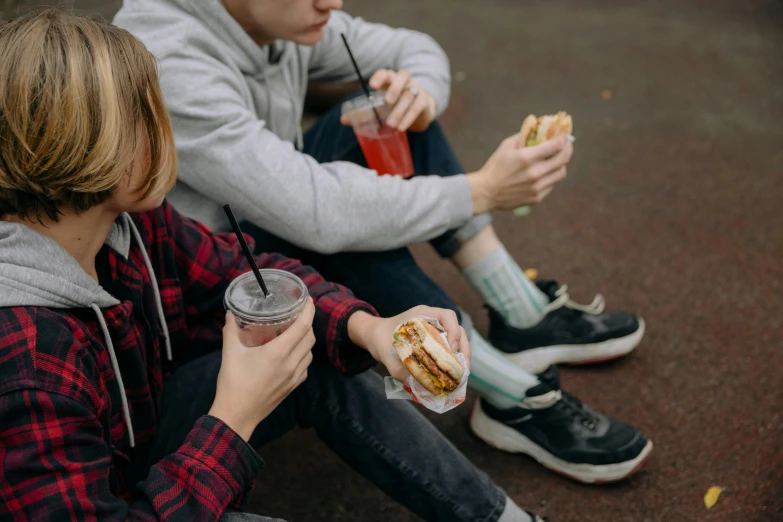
341, 90, 414, 177
224, 269, 309, 347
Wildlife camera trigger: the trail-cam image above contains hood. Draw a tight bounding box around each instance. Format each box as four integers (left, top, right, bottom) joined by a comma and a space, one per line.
117, 0, 303, 147
156, 0, 296, 77
0, 213, 172, 448
0, 215, 134, 309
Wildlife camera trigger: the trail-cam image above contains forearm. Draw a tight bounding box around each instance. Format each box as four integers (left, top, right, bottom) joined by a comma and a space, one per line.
181, 143, 474, 252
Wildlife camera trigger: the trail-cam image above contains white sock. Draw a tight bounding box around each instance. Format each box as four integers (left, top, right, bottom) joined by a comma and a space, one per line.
498, 496, 534, 522
467, 329, 540, 410
462, 245, 550, 329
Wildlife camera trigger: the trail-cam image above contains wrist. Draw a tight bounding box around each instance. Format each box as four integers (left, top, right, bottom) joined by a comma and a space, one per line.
208, 404, 258, 442
467, 170, 493, 215
347, 311, 379, 357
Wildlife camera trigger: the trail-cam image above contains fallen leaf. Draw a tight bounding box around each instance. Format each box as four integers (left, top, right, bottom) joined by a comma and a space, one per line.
601, 89, 613, 101
704, 486, 722, 509
524, 268, 539, 280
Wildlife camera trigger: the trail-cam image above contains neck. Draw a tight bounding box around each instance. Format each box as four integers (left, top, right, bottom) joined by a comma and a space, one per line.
222, 0, 275, 47
4, 205, 119, 282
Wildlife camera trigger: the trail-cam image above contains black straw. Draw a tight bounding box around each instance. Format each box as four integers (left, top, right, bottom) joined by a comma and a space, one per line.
223, 204, 269, 297
340, 33, 384, 128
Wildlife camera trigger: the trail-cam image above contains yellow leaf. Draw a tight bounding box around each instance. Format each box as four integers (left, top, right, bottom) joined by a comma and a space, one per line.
704, 486, 722, 509
524, 268, 538, 280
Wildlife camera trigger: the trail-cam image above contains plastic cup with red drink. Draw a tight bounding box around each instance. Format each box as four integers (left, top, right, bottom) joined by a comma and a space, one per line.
224, 269, 309, 347
341, 90, 414, 178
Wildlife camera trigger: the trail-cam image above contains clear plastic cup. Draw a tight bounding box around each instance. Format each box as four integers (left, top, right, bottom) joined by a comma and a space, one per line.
224, 269, 309, 347
341, 90, 414, 178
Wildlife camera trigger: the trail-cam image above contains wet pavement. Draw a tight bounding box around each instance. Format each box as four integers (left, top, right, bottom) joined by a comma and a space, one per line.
3, 1, 782, 520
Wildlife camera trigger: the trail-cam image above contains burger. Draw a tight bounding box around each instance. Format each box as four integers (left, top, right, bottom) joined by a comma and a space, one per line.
392, 318, 465, 396
519, 111, 573, 147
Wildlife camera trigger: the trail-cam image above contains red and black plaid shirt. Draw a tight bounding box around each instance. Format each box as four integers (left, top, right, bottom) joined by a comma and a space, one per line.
0, 201, 377, 521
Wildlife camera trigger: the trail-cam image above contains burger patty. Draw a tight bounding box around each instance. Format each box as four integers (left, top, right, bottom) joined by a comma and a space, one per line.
412, 344, 459, 391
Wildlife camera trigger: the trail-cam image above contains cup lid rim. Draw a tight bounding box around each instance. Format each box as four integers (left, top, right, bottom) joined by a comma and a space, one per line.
224, 269, 308, 322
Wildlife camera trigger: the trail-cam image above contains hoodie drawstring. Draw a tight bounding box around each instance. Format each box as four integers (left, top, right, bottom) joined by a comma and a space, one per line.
127, 217, 173, 362
90, 303, 136, 448
278, 54, 304, 150
89, 214, 173, 448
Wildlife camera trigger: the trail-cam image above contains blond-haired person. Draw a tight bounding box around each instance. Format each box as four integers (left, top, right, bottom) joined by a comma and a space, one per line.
0, 10, 557, 522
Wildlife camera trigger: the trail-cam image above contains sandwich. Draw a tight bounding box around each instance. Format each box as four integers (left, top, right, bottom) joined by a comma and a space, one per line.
519, 112, 573, 147
392, 318, 465, 396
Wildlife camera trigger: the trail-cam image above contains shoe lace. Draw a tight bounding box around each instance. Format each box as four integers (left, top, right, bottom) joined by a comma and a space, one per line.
540, 285, 605, 316
557, 392, 600, 429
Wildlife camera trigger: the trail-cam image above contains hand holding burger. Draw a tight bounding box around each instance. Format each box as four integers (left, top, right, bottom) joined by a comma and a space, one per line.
347, 305, 470, 386
392, 318, 465, 396
468, 112, 574, 214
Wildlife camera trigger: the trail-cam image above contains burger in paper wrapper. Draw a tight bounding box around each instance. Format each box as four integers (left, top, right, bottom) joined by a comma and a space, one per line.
385, 317, 469, 413
519, 111, 573, 147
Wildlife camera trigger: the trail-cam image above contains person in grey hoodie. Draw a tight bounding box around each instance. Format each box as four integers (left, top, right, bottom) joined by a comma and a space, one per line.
1, 11, 558, 522
114, 0, 653, 484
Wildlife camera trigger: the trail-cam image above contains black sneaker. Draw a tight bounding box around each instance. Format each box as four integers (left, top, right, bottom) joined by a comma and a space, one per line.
488, 280, 645, 373
469, 381, 653, 484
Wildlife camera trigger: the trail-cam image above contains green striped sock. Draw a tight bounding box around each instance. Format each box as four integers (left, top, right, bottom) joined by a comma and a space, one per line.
468, 329, 540, 410
462, 245, 550, 329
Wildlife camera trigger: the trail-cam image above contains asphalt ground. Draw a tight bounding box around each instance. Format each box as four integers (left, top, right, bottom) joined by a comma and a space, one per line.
3, 1, 781, 520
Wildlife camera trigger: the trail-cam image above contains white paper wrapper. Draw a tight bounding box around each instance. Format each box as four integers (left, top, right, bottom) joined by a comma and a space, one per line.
383, 316, 470, 414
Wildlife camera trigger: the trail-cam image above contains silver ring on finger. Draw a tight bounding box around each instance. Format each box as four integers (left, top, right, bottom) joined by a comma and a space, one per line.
407, 86, 419, 97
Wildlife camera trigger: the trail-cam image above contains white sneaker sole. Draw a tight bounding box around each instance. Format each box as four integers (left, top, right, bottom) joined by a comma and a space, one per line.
469, 400, 653, 484
503, 319, 646, 374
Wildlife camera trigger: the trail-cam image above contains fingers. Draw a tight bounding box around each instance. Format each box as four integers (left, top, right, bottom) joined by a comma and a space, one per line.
395, 91, 430, 131
456, 326, 471, 369
291, 324, 316, 361
409, 306, 461, 348
275, 298, 316, 345
291, 348, 314, 389
384, 69, 411, 106
368, 69, 394, 91
222, 312, 242, 350
498, 133, 523, 155
533, 142, 572, 177
529, 184, 555, 205
388, 365, 411, 383
533, 166, 567, 193
223, 312, 238, 334
435, 309, 461, 348
378, 339, 411, 382
386, 90, 416, 129
526, 134, 570, 161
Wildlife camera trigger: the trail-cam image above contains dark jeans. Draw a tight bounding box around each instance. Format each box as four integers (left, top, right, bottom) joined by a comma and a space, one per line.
149, 352, 507, 521
243, 100, 490, 325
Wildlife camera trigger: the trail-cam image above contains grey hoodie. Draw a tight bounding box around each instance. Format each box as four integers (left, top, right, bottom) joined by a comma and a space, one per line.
0, 215, 172, 447
113, 0, 474, 254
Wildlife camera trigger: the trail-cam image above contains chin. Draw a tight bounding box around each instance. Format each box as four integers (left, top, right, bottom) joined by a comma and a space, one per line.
296, 28, 326, 46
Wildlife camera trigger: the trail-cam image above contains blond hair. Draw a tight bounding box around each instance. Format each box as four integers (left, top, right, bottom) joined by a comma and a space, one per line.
0, 9, 177, 221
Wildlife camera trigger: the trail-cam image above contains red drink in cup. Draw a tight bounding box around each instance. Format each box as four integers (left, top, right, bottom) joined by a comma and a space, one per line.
341, 90, 414, 177
224, 269, 309, 347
